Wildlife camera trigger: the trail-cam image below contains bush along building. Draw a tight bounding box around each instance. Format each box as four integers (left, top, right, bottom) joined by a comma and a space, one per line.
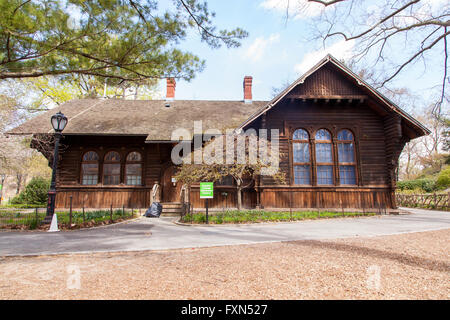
8, 55, 429, 212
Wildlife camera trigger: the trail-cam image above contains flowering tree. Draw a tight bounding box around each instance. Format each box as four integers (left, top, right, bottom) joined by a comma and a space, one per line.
174, 132, 286, 210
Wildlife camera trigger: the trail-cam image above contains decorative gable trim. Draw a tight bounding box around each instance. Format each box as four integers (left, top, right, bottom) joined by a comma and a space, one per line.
238, 54, 430, 138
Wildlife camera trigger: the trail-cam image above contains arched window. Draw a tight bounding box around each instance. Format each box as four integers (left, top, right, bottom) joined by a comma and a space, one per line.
103, 151, 121, 185
337, 129, 356, 185
315, 129, 333, 185
81, 151, 99, 185
125, 151, 142, 185
292, 129, 311, 185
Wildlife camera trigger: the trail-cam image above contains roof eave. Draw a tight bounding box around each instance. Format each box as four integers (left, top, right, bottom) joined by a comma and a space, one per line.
326, 56, 431, 136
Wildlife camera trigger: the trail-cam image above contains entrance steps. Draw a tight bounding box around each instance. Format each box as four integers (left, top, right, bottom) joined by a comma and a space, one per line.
161, 202, 184, 216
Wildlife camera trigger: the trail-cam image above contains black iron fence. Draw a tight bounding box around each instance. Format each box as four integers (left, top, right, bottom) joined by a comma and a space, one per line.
0, 205, 140, 230
0, 207, 46, 229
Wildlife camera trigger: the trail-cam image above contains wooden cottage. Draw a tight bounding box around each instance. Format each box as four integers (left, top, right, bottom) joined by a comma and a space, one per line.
8, 55, 429, 212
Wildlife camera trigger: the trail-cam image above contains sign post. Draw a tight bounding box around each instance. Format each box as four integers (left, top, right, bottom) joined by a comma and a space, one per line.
199, 182, 214, 224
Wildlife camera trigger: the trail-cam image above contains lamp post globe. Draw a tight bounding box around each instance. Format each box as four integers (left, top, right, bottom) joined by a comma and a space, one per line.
45, 111, 68, 223
51, 111, 68, 132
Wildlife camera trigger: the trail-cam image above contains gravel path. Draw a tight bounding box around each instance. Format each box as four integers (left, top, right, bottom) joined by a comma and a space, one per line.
1, 229, 448, 299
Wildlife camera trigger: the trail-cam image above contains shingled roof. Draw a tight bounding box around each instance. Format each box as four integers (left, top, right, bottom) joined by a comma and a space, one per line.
7, 99, 267, 141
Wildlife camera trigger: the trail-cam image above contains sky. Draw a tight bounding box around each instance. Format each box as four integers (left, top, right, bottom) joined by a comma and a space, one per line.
164, 0, 324, 101
155, 0, 448, 111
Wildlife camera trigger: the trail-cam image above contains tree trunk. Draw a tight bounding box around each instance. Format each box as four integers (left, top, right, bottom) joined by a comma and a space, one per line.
186, 184, 191, 204
134, 85, 140, 100
405, 146, 411, 179
16, 174, 23, 194
236, 180, 242, 210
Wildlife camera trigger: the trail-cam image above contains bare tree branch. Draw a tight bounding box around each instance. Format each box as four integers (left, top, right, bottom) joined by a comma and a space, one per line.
433, 26, 448, 117
286, 0, 450, 115
308, 0, 346, 6
379, 30, 450, 88
323, 0, 421, 42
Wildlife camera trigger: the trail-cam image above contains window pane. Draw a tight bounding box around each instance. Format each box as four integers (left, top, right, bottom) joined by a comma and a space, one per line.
82, 175, 98, 185
293, 143, 310, 163
83, 151, 99, 161
82, 163, 98, 185
126, 163, 141, 175
337, 129, 353, 141
293, 129, 308, 140
82, 163, 98, 175
315, 129, 331, 141
126, 175, 142, 186
339, 165, 356, 185
127, 152, 142, 162
294, 165, 311, 185
316, 143, 332, 163
103, 163, 120, 185
105, 152, 120, 162
126, 164, 142, 185
317, 165, 333, 185
338, 143, 355, 163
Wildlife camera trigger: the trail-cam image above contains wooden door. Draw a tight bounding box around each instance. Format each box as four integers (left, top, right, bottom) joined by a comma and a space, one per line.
162, 166, 181, 202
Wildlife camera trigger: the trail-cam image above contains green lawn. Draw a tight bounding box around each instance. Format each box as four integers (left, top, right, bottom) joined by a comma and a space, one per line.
181, 210, 376, 224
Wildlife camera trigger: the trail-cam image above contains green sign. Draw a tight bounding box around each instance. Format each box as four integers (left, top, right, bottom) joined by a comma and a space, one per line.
0, 184, 2, 190
199, 182, 214, 199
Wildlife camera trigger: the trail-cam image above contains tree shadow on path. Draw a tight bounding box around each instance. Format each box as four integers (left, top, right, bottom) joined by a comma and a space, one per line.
287, 240, 450, 273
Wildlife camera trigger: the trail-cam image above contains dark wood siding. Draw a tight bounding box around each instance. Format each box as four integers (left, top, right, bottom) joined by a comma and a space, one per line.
55, 135, 171, 208
260, 188, 393, 209
250, 64, 399, 209
260, 99, 388, 187
189, 187, 256, 210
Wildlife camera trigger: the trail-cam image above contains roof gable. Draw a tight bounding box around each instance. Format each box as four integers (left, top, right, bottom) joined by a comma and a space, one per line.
287, 64, 365, 98
239, 54, 430, 138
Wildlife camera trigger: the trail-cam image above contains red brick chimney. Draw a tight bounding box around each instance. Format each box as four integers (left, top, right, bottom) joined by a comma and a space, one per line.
166, 78, 176, 101
243, 76, 252, 104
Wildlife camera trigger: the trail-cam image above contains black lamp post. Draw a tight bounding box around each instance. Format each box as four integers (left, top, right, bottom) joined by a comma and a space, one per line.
44, 111, 68, 223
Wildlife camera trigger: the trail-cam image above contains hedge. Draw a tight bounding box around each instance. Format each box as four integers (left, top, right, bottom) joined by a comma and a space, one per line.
436, 167, 450, 190
397, 178, 436, 193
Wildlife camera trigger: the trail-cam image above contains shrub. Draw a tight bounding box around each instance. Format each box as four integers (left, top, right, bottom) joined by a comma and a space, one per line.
436, 167, 450, 190
397, 178, 436, 193
10, 193, 26, 205
11, 177, 50, 205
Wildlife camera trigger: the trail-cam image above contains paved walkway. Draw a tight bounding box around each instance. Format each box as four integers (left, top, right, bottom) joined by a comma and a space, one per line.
0, 208, 448, 256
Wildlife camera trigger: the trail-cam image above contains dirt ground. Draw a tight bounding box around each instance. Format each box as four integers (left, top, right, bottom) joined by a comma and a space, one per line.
0, 229, 449, 300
